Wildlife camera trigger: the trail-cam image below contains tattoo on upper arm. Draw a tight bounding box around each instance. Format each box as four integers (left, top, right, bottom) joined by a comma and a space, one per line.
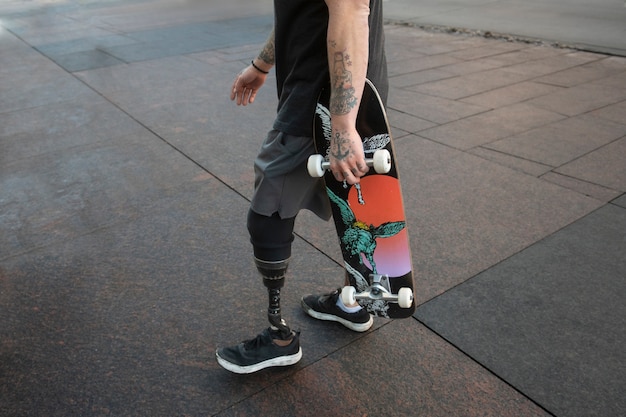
329, 50, 358, 115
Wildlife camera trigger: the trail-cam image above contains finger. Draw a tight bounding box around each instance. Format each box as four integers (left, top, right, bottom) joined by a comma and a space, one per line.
231, 76, 242, 101
242, 88, 253, 106
246, 88, 256, 105
341, 170, 361, 185
239, 87, 248, 106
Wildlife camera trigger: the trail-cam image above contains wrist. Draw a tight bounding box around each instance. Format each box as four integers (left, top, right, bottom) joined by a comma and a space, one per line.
251, 59, 271, 74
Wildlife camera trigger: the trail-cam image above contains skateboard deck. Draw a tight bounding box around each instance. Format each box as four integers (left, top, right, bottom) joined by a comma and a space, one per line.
311, 79, 415, 319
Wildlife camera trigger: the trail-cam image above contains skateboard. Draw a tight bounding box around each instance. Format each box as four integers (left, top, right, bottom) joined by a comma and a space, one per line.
308, 79, 415, 319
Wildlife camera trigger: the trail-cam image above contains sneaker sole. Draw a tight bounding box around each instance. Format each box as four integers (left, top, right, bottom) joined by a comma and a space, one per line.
301, 299, 373, 332
216, 348, 302, 374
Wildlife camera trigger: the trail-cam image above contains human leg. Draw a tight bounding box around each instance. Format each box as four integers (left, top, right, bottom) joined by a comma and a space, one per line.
216, 210, 301, 373
248, 210, 295, 340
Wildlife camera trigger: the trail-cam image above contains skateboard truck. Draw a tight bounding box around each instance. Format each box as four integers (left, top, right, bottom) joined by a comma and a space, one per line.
307, 149, 392, 178
341, 274, 413, 309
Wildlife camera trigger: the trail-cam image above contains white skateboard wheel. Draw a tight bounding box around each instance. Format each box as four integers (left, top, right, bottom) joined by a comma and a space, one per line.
307, 154, 325, 177
398, 287, 413, 308
341, 286, 357, 306
372, 149, 391, 174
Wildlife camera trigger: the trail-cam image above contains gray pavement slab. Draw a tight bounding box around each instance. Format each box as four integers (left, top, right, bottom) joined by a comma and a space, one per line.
415, 203, 626, 417
1, 1, 625, 416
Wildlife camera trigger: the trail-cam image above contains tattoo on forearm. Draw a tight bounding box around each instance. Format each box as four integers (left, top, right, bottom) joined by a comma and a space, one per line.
330, 129, 353, 161
329, 50, 358, 115
258, 29, 275, 65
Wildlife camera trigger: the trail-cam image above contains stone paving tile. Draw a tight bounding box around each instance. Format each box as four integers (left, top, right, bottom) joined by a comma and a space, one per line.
74, 55, 213, 93
534, 55, 626, 87
434, 57, 511, 76
12, 23, 117, 48
468, 146, 553, 177
0, 97, 144, 161
389, 67, 457, 88
387, 108, 438, 134
409, 67, 532, 100
418, 102, 566, 150
77, 59, 274, 201
33, 33, 137, 57
387, 54, 462, 77
460, 81, 565, 109
411, 36, 492, 55
0, 72, 101, 114
480, 44, 571, 66
485, 113, 626, 167
593, 67, 626, 86
527, 81, 626, 116
49, 49, 126, 72
416, 204, 626, 417
502, 50, 605, 77
555, 136, 626, 192
0, 129, 202, 260
446, 40, 529, 60
0, 43, 99, 113
589, 99, 626, 126
613, 194, 626, 208
388, 86, 488, 125
540, 172, 623, 202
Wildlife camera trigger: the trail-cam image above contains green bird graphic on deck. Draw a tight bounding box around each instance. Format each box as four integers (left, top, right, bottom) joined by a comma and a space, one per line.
327, 186, 405, 274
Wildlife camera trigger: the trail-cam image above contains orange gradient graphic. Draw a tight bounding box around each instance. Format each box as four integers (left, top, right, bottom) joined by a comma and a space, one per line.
348, 175, 411, 277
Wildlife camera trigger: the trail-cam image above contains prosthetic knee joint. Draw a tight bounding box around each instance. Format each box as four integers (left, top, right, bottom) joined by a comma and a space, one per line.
255, 258, 292, 339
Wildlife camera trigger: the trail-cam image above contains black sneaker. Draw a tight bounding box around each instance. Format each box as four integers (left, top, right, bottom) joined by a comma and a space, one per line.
216, 328, 302, 374
301, 290, 373, 332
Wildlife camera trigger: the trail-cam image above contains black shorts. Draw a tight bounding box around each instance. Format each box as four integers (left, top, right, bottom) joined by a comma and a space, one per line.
250, 130, 331, 220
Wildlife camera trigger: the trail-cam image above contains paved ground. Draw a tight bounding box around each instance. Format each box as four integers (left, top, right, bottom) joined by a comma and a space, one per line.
1, 1, 625, 416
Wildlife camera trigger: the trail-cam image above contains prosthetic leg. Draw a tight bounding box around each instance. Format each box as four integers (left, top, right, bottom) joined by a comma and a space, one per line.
248, 210, 296, 341
255, 259, 292, 340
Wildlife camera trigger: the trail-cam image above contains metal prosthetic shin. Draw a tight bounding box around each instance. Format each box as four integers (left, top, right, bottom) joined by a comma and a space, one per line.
256, 259, 292, 340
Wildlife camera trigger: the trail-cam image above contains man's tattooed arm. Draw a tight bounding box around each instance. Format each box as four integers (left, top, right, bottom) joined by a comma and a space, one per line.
324, 0, 370, 183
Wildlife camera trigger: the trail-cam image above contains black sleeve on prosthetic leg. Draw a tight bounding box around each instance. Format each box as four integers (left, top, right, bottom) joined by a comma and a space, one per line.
247, 210, 295, 263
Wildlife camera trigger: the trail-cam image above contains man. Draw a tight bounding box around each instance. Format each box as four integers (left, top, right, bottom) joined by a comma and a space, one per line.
216, 0, 388, 374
